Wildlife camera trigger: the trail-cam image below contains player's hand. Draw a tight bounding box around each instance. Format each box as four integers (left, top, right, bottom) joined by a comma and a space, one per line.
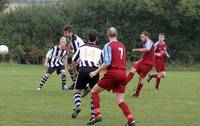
156, 53, 162, 57
44, 63, 48, 68
89, 71, 97, 78
132, 49, 136, 53
132, 61, 138, 64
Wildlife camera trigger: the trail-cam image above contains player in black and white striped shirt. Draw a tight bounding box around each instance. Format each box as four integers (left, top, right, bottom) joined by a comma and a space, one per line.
63, 25, 85, 89
37, 37, 69, 91
71, 30, 103, 120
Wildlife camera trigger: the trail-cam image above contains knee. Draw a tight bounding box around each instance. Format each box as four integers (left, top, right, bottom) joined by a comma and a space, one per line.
91, 84, 101, 93
116, 97, 124, 105
139, 77, 144, 84
161, 72, 166, 78
91, 86, 97, 93
74, 89, 81, 94
45, 73, 50, 77
130, 68, 136, 73
61, 70, 66, 75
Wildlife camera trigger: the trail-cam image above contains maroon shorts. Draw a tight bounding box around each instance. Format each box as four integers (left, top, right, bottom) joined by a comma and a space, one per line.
134, 62, 153, 78
155, 60, 166, 72
97, 69, 126, 93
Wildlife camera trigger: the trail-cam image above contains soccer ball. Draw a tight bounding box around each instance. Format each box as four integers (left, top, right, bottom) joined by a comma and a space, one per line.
0, 45, 9, 55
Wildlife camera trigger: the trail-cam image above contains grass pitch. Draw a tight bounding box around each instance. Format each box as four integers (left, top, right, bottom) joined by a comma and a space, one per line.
0, 64, 200, 126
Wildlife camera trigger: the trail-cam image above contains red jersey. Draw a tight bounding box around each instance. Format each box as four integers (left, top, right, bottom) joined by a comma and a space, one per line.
103, 41, 126, 70
140, 39, 155, 66
155, 42, 167, 61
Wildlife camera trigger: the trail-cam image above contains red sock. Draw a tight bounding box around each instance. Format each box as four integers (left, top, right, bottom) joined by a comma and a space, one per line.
150, 73, 158, 78
127, 72, 134, 84
119, 102, 134, 123
91, 92, 101, 117
135, 83, 143, 96
156, 77, 161, 89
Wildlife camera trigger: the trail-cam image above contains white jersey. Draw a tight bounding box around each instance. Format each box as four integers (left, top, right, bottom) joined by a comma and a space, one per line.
70, 34, 85, 54
72, 44, 103, 68
46, 45, 68, 67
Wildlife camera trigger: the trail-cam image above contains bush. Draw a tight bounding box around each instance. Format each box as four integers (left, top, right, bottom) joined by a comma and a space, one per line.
0, 0, 200, 65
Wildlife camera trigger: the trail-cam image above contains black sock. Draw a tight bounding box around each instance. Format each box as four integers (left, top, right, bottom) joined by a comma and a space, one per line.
39, 74, 49, 88
61, 74, 66, 87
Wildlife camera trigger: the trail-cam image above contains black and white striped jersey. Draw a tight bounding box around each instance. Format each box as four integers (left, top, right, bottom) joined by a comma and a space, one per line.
72, 44, 103, 68
46, 45, 68, 67
69, 34, 85, 54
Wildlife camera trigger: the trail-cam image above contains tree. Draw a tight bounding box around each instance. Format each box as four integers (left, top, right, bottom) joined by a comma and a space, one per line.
0, 0, 8, 11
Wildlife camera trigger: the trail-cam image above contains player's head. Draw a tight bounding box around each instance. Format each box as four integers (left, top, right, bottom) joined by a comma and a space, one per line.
140, 31, 149, 43
159, 33, 165, 42
107, 27, 118, 39
59, 37, 67, 49
88, 29, 97, 44
63, 25, 74, 38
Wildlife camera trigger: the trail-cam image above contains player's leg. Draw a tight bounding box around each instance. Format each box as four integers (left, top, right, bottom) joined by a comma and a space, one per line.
116, 93, 136, 126
60, 69, 68, 91
67, 57, 76, 90
82, 73, 99, 98
72, 89, 82, 118
87, 74, 100, 119
68, 65, 76, 90
133, 77, 144, 98
72, 71, 88, 118
87, 84, 104, 125
147, 73, 158, 83
155, 62, 166, 90
155, 71, 166, 90
127, 67, 137, 84
37, 67, 55, 91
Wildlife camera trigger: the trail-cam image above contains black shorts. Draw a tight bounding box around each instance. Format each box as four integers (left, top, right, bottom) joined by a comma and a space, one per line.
47, 65, 65, 75
75, 67, 99, 90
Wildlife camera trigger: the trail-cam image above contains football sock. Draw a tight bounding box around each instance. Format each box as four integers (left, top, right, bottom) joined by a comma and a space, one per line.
73, 93, 81, 109
61, 74, 66, 87
127, 72, 134, 84
68, 68, 76, 84
156, 77, 161, 89
135, 83, 143, 96
90, 97, 95, 117
119, 102, 134, 123
39, 74, 49, 88
91, 92, 101, 117
150, 73, 158, 78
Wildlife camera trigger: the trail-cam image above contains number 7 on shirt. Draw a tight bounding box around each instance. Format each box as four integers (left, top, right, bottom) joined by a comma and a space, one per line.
118, 47, 123, 60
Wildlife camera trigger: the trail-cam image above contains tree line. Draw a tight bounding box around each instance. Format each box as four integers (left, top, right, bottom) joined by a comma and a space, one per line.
0, 0, 199, 65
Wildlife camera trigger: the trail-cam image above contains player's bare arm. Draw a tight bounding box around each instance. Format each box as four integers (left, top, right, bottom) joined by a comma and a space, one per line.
63, 57, 67, 68
155, 52, 162, 57
132, 48, 147, 53
44, 57, 49, 68
89, 64, 108, 78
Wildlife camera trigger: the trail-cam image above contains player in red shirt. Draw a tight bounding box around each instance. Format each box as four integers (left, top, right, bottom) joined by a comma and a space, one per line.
127, 31, 155, 98
87, 27, 135, 126
147, 33, 170, 90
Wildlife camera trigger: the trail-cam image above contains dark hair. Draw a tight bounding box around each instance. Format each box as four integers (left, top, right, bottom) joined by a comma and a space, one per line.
88, 29, 97, 42
141, 31, 149, 37
159, 33, 165, 37
63, 25, 74, 33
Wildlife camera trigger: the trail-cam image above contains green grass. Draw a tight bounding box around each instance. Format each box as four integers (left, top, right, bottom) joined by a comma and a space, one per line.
0, 64, 200, 126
